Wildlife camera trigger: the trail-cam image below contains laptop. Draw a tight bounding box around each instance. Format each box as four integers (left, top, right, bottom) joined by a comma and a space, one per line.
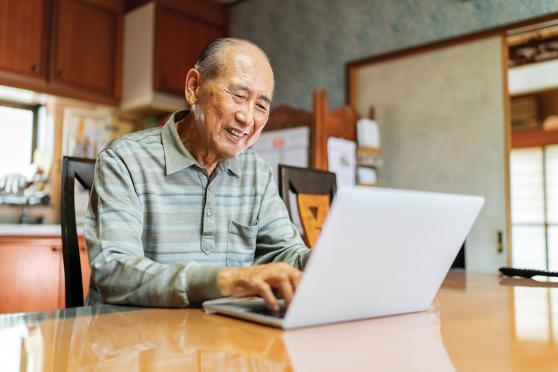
203, 186, 484, 329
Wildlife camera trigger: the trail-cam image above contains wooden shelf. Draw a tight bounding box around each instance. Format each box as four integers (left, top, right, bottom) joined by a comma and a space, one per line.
357, 146, 382, 156
511, 128, 558, 148
357, 146, 382, 169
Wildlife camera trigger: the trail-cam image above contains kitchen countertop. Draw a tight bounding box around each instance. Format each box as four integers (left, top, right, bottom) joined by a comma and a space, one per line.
0, 224, 83, 237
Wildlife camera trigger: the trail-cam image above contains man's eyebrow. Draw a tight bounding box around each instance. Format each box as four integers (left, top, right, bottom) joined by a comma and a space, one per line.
259, 95, 272, 106
228, 83, 249, 92
228, 83, 272, 106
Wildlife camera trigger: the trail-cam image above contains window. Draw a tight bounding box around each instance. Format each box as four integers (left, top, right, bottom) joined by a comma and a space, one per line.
0, 103, 39, 176
510, 146, 558, 270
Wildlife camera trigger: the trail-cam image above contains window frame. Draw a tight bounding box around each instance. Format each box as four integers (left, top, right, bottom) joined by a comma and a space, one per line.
0, 100, 41, 167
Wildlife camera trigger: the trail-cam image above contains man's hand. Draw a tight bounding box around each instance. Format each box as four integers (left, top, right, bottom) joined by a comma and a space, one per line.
217, 263, 302, 311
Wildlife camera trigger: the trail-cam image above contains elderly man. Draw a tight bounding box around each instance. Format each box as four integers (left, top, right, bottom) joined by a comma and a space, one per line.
85, 38, 310, 311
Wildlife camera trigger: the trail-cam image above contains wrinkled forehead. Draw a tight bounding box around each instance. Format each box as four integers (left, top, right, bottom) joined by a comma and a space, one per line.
218, 44, 275, 97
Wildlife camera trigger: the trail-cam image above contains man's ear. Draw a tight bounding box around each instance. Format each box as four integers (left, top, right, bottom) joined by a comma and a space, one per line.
185, 68, 202, 105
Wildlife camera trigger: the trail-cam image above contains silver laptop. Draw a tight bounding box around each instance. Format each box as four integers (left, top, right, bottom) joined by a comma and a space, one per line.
203, 186, 484, 329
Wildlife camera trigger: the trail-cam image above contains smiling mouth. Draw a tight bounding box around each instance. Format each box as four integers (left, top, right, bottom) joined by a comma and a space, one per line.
225, 127, 248, 139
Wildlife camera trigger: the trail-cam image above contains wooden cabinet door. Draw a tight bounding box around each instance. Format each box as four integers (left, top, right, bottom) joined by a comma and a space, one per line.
0, 0, 49, 83
51, 0, 118, 97
154, 4, 224, 95
0, 238, 63, 313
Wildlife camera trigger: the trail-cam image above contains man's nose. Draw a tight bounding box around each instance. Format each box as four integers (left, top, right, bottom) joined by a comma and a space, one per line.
235, 104, 255, 126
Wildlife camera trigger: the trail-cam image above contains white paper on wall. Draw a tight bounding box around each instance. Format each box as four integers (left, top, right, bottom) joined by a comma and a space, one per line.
327, 137, 356, 188
357, 118, 381, 148
251, 126, 310, 182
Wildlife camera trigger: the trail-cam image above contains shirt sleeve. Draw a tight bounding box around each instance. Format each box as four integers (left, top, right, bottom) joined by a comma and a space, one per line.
84, 148, 223, 307
253, 166, 311, 270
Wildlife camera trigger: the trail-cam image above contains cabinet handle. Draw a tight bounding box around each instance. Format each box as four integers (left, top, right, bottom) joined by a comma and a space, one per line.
51, 246, 60, 252
57, 70, 64, 78
31, 64, 40, 74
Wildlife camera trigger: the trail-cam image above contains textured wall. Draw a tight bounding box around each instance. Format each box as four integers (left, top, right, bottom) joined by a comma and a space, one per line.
356, 36, 506, 271
231, 0, 558, 110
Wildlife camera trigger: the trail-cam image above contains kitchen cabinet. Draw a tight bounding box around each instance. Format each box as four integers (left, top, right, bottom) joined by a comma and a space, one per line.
0, 0, 50, 87
0, 235, 89, 314
0, 0, 123, 105
50, 0, 121, 100
122, 0, 227, 111
154, 3, 224, 95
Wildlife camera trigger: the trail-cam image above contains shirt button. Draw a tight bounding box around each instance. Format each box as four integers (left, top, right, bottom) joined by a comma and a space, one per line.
206, 209, 213, 218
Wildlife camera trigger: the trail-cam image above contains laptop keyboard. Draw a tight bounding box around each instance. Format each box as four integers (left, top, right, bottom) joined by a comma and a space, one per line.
249, 305, 287, 318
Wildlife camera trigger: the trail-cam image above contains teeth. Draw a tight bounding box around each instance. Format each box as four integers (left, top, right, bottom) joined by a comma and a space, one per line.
227, 128, 243, 136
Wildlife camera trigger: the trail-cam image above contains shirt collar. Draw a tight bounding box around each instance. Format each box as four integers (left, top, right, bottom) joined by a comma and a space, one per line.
162, 110, 197, 176
161, 110, 242, 177
220, 156, 242, 178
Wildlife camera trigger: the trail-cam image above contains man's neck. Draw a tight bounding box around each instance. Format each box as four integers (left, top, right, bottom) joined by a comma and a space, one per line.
177, 113, 219, 176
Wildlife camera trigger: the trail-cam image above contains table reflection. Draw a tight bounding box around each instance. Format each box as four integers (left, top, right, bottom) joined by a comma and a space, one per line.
3, 308, 288, 372
283, 312, 454, 372
500, 276, 558, 342
64, 309, 289, 371
506, 277, 558, 370
2, 306, 453, 372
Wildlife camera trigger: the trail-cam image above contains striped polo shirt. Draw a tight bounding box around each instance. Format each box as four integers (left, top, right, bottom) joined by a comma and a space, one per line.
84, 110, 310, 307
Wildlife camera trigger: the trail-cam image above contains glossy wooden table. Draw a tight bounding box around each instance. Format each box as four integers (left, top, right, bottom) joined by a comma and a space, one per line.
0, 271, 556, 371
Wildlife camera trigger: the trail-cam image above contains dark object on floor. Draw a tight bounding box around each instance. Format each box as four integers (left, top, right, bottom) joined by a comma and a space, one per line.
499, 267, 558, 279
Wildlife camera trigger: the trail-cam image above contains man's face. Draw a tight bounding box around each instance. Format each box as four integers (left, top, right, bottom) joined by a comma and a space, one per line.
188, 44, 274, 161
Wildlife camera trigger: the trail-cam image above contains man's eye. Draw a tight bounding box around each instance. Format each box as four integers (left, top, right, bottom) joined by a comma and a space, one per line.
233, 93, 245, 100
256, 104, 268, 113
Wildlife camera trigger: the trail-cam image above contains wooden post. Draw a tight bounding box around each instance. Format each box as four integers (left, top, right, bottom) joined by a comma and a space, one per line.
311, 90, 328, 170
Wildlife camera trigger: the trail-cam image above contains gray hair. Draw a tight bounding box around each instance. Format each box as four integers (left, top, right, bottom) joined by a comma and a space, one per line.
194, 38, 270, 80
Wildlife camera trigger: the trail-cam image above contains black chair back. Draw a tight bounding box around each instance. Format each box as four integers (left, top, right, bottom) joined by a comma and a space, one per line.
60, 156, 96, 308
278, 164, 337, 219
278, 165, 337, 247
